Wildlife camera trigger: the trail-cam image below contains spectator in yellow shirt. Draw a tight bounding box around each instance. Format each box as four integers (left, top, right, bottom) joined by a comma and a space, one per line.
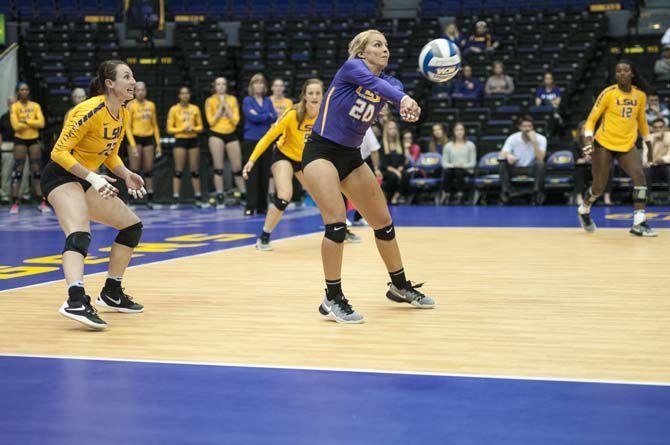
205, 76, 243, 208
9, 82, 46, 213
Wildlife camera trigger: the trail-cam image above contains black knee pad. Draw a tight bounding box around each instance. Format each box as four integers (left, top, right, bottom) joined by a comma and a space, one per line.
174, 171, 183, 178
32, 170, 41, 179
213, 168, 224, 176
63, 231, 92, 257
114, 222, 143, 248
324, 222, 347, 243
633, 186, 647, 203
374, 223, 396, 241
233, 170, 243, 177
10, 170, 23, 181
191, 171, 200, 178
273, 195, 289, 211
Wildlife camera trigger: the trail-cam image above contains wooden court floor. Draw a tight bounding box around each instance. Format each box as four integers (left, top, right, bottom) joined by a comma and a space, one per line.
1, 227, 669, 383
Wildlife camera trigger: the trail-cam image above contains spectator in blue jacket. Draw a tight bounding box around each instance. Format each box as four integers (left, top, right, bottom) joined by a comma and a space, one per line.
452, 65, 483, 102
242, 73, 277, 215
464, 21, 499, 55
535, 72, 562, 109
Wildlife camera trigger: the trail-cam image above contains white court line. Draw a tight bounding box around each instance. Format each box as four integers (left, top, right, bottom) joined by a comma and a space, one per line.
0, 229, 322, 294
0, 352, 668, 387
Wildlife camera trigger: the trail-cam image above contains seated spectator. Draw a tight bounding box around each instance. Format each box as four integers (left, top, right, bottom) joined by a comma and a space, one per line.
452, 65, 484, 102
535, 72, 561, 109
428, 123, 449, 153
646, 94, 670, 126
381, 121, 409, 204
443, 23, 466, 51
441, 122, 476, 205
485, 61, 514, 95
642, 118, 670, 196
498, 115, 547, 205
464, 21, 499, 55
654, 45, 670, 80
572, 121, 612, 206
402, 130, 421, 162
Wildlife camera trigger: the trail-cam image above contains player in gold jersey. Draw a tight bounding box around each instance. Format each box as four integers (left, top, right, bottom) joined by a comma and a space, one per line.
167, 86, 206, 208
126, 82, 161, 206
42, 60, 147, 330
243, 79, 323, 250
578, 60, 657, 236
9, 82, 47, 213
205, 76, 243, 208
270, 78, 294, 119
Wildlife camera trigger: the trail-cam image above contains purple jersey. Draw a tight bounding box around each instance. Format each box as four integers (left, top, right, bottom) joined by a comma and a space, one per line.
313, 58, 406, 148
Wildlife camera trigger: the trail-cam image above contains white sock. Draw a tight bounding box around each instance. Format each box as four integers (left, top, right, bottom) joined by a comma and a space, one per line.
106, 274, 123, 282
633, 210, 646, 226
68, 281, 84, 289
578, 203, 591, 215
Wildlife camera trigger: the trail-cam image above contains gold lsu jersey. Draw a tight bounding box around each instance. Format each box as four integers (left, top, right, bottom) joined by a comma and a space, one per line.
205, 94, 240, 134
126, 99, 160, 146
249, 108, 315, 163
11, 100, 45, 140
51, 95, 127, 172
167, 103, 203, 139
585, 84, 650, 152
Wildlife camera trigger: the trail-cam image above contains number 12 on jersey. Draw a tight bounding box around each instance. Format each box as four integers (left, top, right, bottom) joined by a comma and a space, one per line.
349, 99, 375, 122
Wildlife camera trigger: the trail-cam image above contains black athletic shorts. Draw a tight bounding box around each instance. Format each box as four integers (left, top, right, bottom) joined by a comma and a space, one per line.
133, 135, 155, 146
14, 137, 40, 146
302, 133, 364, 181
210, 130, 239, 143
41, 161, 91, 199
594, 140, 632, 158
174, 137, 199, 149
272, 147, 302, 172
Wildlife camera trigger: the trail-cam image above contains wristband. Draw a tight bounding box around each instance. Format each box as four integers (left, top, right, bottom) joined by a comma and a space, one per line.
85, 172, 108, 191
583, 130, 594, 138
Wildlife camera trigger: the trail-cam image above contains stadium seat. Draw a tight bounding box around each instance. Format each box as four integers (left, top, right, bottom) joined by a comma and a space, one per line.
406, 153, 443, 205
473, 152, 501, 204
544, 150, 575, 201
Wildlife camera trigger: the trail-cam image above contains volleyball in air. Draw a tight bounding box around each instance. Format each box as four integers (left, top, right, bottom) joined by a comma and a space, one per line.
418, 38, 461, 83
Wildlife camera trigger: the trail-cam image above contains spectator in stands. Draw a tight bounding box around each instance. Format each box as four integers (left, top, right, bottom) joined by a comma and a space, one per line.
270, 78, 293, 118
654, 45, 670, 80
646, 94, 669, 126
443, 23, 466, 50
485, 61, 514, 96
428, 123, 448, 153
10, 82, 47, 214
441, 122, 476, 205
498, 115, 547, 205
402, 130, 420, 162
381, 120, 409, 205
572, 120, 612, 206
663, 25, 670, 47
167, 86, 206, 209
63, 88, 87, 123
205, 76, 243, 209
1, 96, 28, 205
534, 72, 561, 109
372, 104, 392, 139
452, 65, 483, 102
642, 118, 670, 196
242, 73, 277, 216
464, 21, 499, 55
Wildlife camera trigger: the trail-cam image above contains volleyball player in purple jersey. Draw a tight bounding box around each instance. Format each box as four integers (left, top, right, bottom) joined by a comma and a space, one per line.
302, 30, 436, 324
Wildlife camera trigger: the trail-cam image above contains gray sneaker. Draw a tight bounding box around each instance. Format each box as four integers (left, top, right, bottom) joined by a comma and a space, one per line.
386, 282, 435, 308
345, 230, 362, 243
577, 209, 596, 233
630, 221, 658, 237
318, 292, 364, 324
255, 238, 273, 251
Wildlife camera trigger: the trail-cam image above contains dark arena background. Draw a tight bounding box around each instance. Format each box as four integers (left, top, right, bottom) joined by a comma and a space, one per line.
0, 1, 669, 444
